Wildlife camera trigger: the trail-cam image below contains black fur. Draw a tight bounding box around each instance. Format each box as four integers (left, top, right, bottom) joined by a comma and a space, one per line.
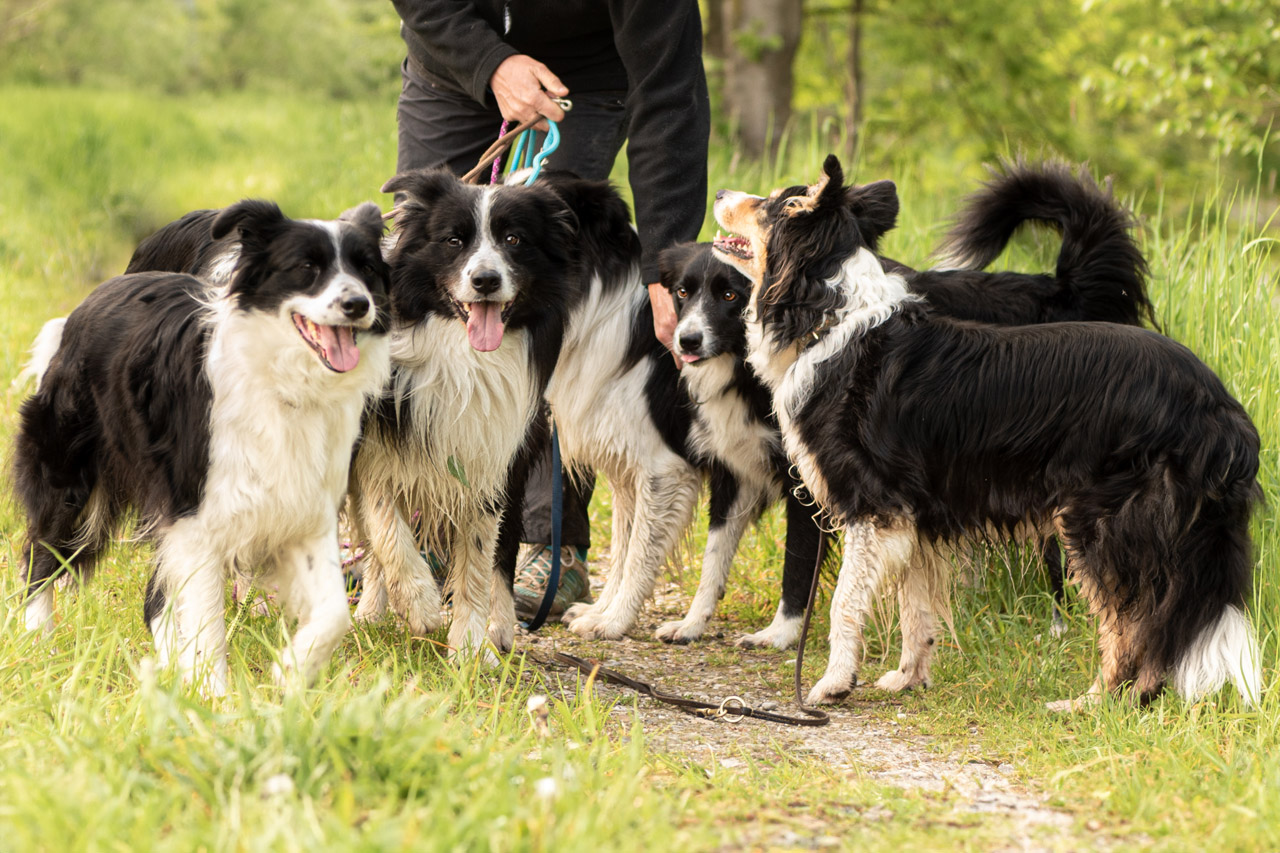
664, 158, 1157, 640
18, 202, 391, 636
16, 272, 215, 595
749, 154, 1260, 700
381, 169, 576, 392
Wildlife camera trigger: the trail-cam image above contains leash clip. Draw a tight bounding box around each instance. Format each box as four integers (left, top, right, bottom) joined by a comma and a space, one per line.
551, 97, 573, 112
714, 696, 746, 723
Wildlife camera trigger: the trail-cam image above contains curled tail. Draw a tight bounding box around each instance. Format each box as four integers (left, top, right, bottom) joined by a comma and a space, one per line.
14, 317, 67, 392
937, 160, 1155, 328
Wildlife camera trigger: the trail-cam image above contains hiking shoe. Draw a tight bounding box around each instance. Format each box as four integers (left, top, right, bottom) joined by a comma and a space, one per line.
513, 544, 591, 620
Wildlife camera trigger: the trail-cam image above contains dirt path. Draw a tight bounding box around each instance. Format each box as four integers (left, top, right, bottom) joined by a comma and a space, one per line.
519, 579, 1098, 851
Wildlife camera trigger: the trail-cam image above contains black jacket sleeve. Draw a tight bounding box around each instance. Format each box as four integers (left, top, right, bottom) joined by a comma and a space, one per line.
393, 0, 515, 104
610, 0, 710, 285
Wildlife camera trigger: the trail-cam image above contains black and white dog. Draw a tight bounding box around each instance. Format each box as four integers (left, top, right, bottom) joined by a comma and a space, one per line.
529, 174, 708, 641
16, 201, 391, 695
656, 161, 1155, 648
346, 169, 577, 657
712, 154, 1261, 709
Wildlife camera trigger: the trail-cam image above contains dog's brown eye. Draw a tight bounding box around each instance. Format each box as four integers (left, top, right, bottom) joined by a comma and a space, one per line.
723, 291, 737, 302
505, 234, 520, 246
447, 236, 463, 248
675, 287, 688, 299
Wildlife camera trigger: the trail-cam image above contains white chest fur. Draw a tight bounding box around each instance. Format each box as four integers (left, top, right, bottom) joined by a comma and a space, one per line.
377, 314, 539, 506
201, 309, 390, 568
682, 354, 783, 495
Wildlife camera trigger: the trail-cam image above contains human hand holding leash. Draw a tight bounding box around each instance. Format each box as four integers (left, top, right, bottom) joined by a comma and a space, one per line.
490, 55, 568, 130
648, 282, 681, 369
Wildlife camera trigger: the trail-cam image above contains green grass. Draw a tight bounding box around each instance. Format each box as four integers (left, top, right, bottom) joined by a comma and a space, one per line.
3, 84, 1280, 850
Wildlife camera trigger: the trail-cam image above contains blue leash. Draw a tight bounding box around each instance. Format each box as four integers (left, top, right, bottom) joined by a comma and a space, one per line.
514, 120, 566, 632
521, 423, 563, 631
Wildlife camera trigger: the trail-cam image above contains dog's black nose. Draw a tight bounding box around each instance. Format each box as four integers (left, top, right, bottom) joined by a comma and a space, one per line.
340, 295, 370, 319
678, 330, 703, 352
471, 270, 502, 295
715, 190, 726, 201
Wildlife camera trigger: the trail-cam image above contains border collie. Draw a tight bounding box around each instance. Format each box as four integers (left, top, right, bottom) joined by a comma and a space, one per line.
712, 154, 1261, 709
656, 161, 1155, 648
16, 201, 391, 695
345, 168, 576, 657
528, 174, 706, 641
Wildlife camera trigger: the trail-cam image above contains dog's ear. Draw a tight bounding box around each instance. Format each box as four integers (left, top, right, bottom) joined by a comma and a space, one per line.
817, 154, 847, 204
658, 242, 701, 291
847, 180, 899, 248
381, 168, 459, 206
210, 199, 286, 242
338, 201, 386, 240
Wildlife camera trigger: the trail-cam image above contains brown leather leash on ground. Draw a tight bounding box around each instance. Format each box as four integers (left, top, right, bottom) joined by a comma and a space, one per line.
544, 533, 831, 727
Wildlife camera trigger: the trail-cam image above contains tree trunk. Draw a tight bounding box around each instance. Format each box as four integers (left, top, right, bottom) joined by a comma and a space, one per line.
723, 0, 804, 157
846, 0, 864, 157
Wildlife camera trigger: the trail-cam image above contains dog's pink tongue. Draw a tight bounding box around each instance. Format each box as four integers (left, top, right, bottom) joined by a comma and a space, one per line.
317, 324, 360, 372
466, 302, 505, 352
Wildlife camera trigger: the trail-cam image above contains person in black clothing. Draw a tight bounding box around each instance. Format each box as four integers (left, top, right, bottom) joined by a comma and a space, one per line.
391, 1, 711, 616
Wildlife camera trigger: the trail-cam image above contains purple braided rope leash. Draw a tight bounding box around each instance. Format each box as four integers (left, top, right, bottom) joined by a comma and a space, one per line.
490, 120, 511, 184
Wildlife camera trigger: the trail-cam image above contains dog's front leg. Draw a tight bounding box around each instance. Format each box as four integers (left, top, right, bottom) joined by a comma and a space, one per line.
353, 487, 443, 635
155, 525, 229, 698
656, 466, 763, 644
807, 517, 916, 705
447, 510, 502, 663
271, 528, 350, 687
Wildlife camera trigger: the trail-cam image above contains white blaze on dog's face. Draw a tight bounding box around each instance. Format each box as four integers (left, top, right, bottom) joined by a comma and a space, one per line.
380, 169, 578, 354
214, 200, 390, 374
659, 242, 754, 365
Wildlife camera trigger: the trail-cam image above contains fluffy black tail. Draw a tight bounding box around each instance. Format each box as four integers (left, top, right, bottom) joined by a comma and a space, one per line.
937, 160, 1156, 328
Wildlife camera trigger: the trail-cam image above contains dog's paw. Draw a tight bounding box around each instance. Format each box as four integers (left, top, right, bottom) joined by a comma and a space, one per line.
874, 668, 930, 692
401, 604, 446, 637
1045, 692, 1101, 713
567, 612, 628, 640
806, 673, 855, 706
488, 620, 515, 655
352, 592, 387, 624
734, 616, 802, 650
654, 617, 705, 645
561, 601, 595, 624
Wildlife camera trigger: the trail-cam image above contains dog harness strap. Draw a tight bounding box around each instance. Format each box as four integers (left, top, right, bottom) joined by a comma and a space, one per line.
548, 651, 830, 727
520, 423, 563, 631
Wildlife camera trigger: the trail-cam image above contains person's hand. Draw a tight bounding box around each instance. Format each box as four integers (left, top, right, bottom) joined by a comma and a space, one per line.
648, 282, 681, 369
489, 55, 568, 130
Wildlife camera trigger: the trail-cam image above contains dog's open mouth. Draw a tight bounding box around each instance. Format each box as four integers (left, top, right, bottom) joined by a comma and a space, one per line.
712, 232, 754, 261
293, 314, 361, 373
454, 300, 515, 352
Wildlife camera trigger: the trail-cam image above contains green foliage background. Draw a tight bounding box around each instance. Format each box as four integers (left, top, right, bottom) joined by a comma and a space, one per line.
5, 0, 1278, 209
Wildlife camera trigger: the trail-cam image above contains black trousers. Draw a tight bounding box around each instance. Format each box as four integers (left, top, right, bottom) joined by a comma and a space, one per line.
396, 59, 629, 548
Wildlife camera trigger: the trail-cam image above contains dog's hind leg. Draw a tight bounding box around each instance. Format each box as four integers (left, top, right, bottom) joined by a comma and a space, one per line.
568, 462, 701, 640
808, 517, 916, 705
269, 527, 351, 687
737, 486, 826, 650
1042, 537, 1068, 637
656, 464, 763, 644
1046, 544, 1144, 712
876, 543, 952, 692
20, 483, 112, 635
